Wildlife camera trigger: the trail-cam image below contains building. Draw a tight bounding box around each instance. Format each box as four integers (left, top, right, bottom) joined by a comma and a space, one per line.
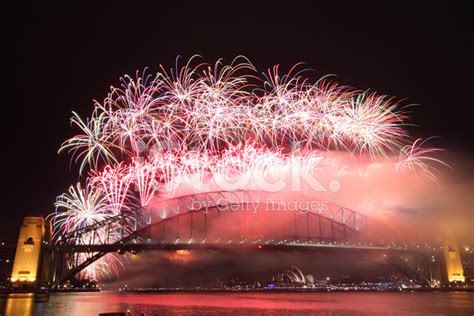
443, 234, 465, 283
10, 216, 49, 286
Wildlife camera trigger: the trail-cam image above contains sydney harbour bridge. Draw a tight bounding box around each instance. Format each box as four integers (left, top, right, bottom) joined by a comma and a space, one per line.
7, 55, 469, 292
9, 189, 463, 289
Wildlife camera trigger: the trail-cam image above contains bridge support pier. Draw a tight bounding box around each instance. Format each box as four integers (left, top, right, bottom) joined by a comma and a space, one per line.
10, 216, 53, 288
385, 251, 446, 287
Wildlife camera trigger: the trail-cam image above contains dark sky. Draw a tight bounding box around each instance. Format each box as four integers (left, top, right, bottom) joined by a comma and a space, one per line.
6, 2, 473, 243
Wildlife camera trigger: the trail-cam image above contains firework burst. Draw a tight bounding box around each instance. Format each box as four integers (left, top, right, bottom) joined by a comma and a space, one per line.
52, 56, 447, 281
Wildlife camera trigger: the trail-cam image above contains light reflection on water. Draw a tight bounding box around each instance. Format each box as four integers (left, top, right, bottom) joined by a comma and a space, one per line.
2, 293, 35, 316
1, 291, 473, 315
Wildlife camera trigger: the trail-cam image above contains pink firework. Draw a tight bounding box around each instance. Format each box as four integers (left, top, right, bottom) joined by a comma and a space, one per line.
90, 163, 133, 214
52, 56, 448, 280
395, 138, 450, 183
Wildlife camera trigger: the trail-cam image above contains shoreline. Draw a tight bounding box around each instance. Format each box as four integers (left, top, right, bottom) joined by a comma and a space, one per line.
117, 288, 474, 293
1, 288, 473, 295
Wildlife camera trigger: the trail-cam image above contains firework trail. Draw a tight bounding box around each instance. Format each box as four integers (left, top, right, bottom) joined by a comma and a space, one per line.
52, 56, 448, 280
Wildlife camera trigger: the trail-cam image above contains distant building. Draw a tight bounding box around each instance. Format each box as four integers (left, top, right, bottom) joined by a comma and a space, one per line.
277, 266, 315, 286
0, 243, 15, 283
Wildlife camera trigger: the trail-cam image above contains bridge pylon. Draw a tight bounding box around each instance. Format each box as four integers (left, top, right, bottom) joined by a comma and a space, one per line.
10, 216, 53, 288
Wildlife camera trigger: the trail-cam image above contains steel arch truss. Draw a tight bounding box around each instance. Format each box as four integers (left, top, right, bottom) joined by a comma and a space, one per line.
51, 190, 369, 286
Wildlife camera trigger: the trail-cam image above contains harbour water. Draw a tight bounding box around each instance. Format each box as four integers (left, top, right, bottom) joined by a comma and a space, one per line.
1, 291, 473, 315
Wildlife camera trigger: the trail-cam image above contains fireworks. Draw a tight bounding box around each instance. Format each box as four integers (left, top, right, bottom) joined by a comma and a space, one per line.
59, 57, 411, 167
52, 56, 447, 280
395, 138, 450, 183
52, 182, 109, 235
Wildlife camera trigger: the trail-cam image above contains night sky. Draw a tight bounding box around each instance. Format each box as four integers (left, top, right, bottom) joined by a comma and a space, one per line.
7, 2, 473, 243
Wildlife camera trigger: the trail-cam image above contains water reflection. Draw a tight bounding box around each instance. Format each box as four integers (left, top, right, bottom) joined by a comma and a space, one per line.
2, 293, 34, 316
1, 291, 473, 315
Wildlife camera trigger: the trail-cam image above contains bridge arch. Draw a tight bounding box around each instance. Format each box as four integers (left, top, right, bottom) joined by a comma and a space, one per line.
51, 190, 371, 287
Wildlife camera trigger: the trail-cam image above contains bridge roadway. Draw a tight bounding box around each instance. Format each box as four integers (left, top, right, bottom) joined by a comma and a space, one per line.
46, 241, 441, 255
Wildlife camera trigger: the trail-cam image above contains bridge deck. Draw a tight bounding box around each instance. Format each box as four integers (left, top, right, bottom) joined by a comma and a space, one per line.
47, 242, 440, 254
